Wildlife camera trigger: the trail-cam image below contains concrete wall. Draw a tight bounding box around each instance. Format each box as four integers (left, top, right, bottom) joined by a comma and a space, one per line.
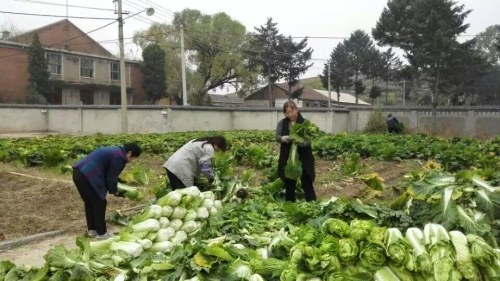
1, 105, 500, 137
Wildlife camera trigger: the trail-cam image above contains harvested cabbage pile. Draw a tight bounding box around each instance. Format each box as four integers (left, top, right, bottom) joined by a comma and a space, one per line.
3, 185, 500, 280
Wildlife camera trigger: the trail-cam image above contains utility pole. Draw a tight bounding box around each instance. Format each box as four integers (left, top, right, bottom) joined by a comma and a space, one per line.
402, 80, 406, 106
268, 63, 272, 107
66, 0, 68, 19
327, 61, 331, 108
180, 24, 188, 106
267, 35, 273, 107
116, 0, 127, 134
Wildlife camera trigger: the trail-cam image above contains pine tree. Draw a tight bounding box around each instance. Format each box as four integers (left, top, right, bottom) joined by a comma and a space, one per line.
27, 33, 51, 102
141, 44, 166, 104
319, 42, 353, 106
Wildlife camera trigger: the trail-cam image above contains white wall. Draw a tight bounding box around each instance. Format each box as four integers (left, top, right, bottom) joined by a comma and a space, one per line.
2, 105, 500, 137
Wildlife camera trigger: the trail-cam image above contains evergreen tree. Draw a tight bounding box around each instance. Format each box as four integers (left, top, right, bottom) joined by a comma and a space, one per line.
249, 18, 286, 83
319, 42, 353, 106
354, 80, 366, 102
369, 86, 382, 104
27, 33, 51, 102
380, 48, 402, 103
280, 35, 313, 97
373, 0, 472, 133
141, 44, 166, 104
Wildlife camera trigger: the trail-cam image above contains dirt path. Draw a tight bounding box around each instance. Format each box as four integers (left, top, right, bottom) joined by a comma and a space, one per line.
0, 234, 77, 267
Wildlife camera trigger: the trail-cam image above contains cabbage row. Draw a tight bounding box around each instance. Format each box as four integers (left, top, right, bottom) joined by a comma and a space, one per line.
2, 183, 500, 281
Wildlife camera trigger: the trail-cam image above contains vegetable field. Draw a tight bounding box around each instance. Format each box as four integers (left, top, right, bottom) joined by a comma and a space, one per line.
2, 130, 500, 280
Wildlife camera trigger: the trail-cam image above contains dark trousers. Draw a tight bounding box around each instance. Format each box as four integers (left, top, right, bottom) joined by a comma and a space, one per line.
388, 126, 400, 134
166, 169, 186, 190
72, 168, 107, 235
284, 172, 317, 202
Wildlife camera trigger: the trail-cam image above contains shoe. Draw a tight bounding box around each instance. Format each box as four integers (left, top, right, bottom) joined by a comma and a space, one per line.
96, 232, 114, 239
86, 230, 97, 238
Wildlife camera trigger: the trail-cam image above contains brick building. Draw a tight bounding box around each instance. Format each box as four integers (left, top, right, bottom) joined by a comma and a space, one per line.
0, 19, 145, 104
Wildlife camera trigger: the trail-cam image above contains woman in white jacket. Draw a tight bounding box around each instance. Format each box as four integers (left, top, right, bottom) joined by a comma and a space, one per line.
163, 136, 227, 190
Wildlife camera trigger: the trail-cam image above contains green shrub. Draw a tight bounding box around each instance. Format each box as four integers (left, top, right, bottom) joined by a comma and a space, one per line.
363, 106, 387, 134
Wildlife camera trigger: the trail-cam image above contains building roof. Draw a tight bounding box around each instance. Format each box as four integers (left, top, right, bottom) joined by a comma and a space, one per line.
313, 89, 371, 105
246, 82, 332, 102
7, 19, 114, 57
0, 39, 140, 64
209, 93, 244, 104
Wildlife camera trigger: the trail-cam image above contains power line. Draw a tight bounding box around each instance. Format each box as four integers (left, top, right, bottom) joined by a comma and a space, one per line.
0, 10, 116, 20
0, 10, 146, 59
13, 0, 117, 12
291, 34, 494, 40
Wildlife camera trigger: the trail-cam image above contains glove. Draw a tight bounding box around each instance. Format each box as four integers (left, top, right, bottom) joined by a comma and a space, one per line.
281, 136, 291, 143
117, 178, 126, 184
208, 178, 215, 185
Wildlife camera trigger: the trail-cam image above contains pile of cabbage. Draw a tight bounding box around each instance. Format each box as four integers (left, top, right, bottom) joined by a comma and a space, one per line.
0, 186, 223, 281
95, 186, 222, 258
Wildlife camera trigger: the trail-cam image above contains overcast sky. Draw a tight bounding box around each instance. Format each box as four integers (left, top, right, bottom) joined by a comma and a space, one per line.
1, 0, 499, 94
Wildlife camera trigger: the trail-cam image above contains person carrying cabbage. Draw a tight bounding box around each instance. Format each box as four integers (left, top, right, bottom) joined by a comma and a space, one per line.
276, 101, 317, 202
163, 136, 227, 190
72, 142, 142, 239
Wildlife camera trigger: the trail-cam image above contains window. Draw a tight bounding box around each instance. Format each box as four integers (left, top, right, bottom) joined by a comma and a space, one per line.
110, 91, 121, 105
80, 58, 94, 78
110, 62, 120, 80
80, 89, 94, 105
47, 53, 62, 75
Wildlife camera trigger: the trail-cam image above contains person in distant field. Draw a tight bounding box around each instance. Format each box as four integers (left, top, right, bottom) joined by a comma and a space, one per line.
387, 114, 401, 134
163, 136, 227, 190
276, 101, 317, 202
72, 143, 142, 239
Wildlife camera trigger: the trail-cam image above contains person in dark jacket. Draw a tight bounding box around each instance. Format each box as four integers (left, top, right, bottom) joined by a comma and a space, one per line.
72, 143, 142, 239
387, 114, 401, 134
276, 101, 317, 202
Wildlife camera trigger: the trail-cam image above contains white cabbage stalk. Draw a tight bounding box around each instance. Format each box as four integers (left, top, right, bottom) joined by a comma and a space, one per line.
200, 191, 215, 200
179, 186, 201, 198
110, 241, 144, 257
156, 227, 176, 242
196, 207, 209, 220
171, 206, 187, 220
145, 232, 157, 242
161, 206, 173, 217
159, 217, 170, 228
131, 219, 160, 233
184, 210, 198, 222
249, 274, 265, 281
213, 200, 222, 209
201, 199, 214, 209
210, 206, 218, 215
157, 190, 183, 207
149, 241, 174, 253
137, 239, 152, 249
171, 231, 188, 244
112, 273, 128, 281
256, 248, 268, 259
180, 221, 199, 234
170, 219, 183, 231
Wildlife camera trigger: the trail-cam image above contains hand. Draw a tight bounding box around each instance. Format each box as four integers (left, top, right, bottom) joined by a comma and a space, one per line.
208, 178, 215, 185
281, 136, 291, 143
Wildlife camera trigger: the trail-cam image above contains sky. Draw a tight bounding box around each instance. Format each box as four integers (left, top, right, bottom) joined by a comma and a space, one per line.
1, 0, 499, 95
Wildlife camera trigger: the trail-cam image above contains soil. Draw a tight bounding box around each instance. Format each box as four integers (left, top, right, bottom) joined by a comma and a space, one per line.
313, 158, 423, 201
0, 169, 141, 241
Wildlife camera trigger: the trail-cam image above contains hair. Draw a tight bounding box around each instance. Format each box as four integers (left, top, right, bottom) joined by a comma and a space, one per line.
123, 142, 142, 157
282, 101, 298, 113
388, 114, 393, 118
193, 136, 227, 152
